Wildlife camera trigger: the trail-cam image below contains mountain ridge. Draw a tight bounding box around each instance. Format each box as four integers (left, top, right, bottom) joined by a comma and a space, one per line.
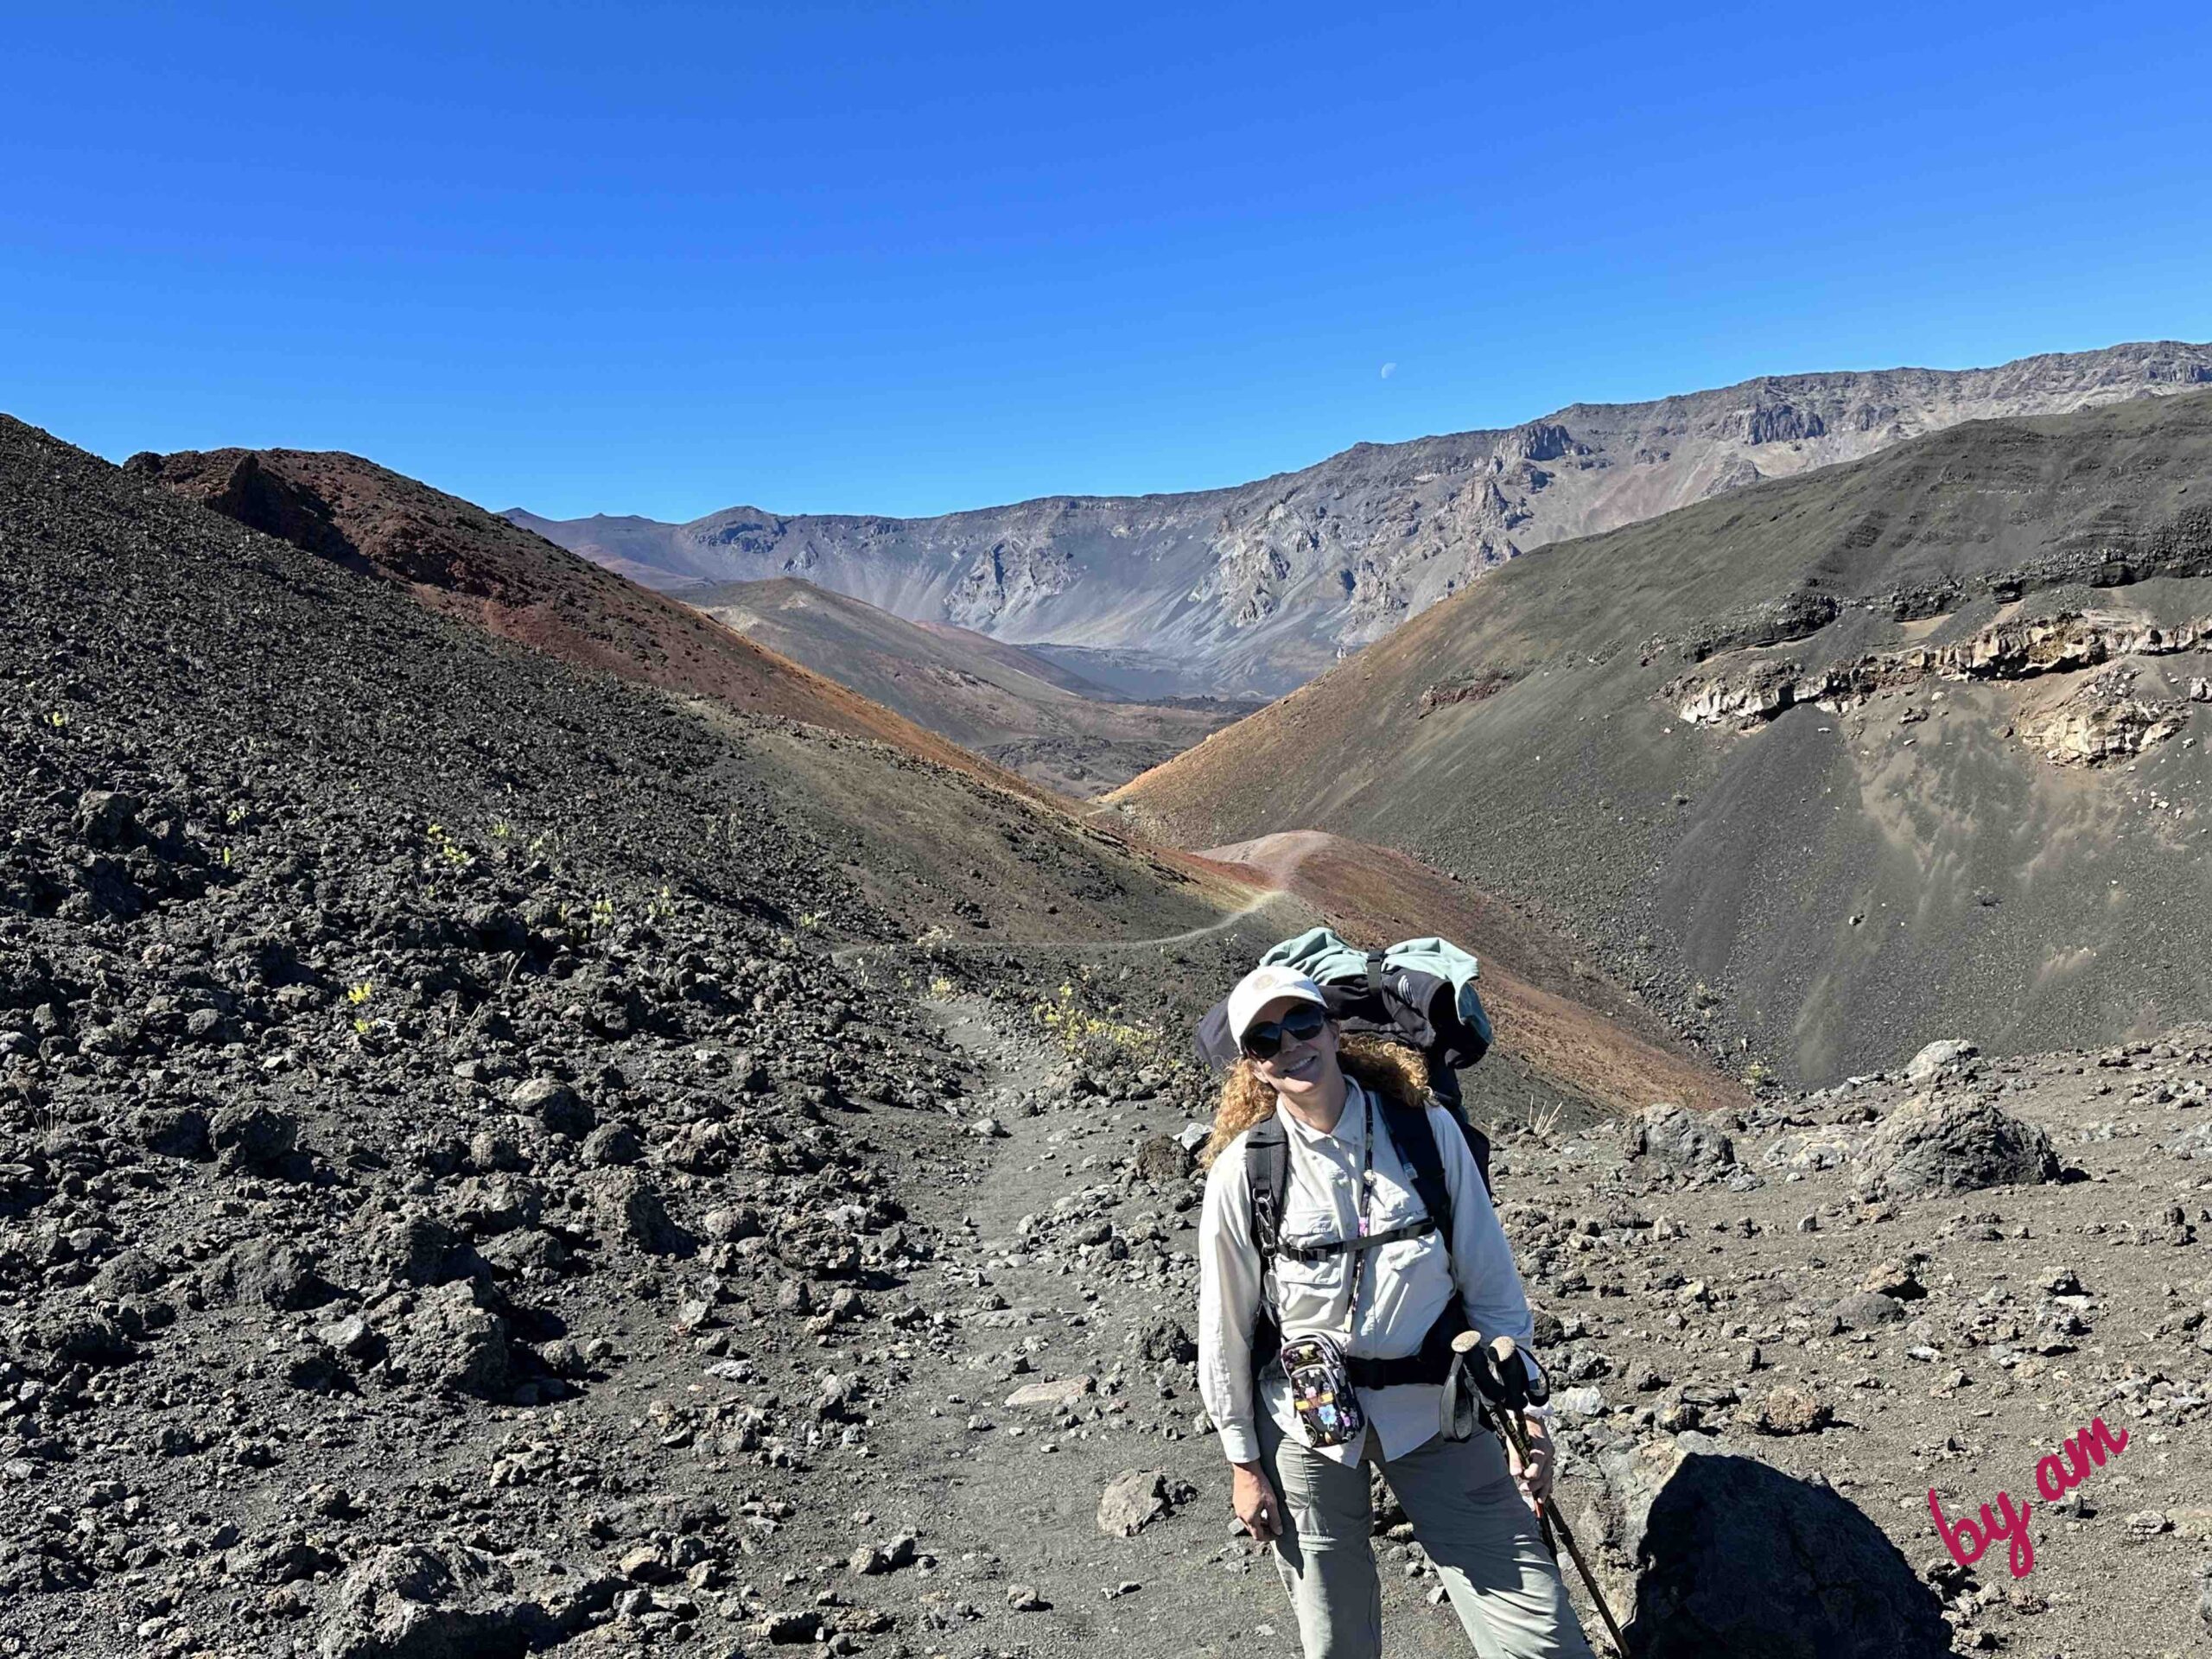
512, 339, 2212, 696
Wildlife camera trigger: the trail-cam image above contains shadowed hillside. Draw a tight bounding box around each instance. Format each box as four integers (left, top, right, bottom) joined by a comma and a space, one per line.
1115, 391, 2212, 1084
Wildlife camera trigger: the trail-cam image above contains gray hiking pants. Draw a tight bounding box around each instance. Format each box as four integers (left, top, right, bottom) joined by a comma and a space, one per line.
1258, 1413, 1595, 1659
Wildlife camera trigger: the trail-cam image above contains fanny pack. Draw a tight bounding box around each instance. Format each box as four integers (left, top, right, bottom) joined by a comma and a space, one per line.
1278, 1333, 1365, 1448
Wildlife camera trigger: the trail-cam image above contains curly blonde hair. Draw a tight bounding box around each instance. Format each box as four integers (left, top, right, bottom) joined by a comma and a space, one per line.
1198, 1033, 1431, 1168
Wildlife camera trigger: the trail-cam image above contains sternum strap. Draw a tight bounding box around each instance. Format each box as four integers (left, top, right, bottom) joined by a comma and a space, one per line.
1274, 1216, 1437, 1264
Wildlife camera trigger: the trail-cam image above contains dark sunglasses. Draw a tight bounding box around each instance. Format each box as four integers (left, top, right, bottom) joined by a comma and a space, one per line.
1241, 1006, 1327, 1060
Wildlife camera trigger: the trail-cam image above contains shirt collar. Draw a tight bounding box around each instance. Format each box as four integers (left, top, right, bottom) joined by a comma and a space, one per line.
1275, 1078, 1367, 1149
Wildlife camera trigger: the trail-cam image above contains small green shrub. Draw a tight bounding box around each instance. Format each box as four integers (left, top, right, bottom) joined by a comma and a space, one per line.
1033, 982, 1162, 1070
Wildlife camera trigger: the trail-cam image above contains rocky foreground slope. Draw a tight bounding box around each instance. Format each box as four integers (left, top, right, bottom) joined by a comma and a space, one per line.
829, 1007, 2212, 1659
1116, 390, 2212, 1087
0, 411, 1270, 1656
515, 340, 2212, 697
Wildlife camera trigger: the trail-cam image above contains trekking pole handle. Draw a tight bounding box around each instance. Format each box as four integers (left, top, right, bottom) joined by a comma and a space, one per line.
1487, 1336, 1529, 1411
1487, 1332, 1549, 1407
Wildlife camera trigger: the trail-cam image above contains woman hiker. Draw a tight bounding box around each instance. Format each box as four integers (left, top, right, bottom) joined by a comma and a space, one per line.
1198, 963, 1595, 1659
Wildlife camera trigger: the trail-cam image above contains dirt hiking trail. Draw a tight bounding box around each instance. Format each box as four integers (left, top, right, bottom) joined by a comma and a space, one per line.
842, 991, 1492, 1656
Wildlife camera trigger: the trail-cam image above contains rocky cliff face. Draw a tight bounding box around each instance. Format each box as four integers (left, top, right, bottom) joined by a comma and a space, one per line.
515, 340, 2212, 696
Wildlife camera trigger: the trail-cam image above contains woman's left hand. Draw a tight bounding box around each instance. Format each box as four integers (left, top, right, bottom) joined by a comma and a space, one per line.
1509, 1414, 1556, 1508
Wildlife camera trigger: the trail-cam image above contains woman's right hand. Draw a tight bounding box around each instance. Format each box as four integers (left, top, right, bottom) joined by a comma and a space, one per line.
1231, 1461, 1281, 1542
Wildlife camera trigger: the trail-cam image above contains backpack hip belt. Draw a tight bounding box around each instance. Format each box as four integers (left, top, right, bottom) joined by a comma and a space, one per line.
1255, 1302, 1470, 1392
1344, 1302, 1470, 1390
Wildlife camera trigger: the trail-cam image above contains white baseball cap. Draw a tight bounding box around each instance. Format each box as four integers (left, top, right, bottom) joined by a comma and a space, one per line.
1225, 964, 1329, 1047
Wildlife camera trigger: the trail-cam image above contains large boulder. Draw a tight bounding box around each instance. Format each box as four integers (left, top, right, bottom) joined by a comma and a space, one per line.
510, 1077, 593, 1140
388, 1280, 512, 1395
0, 1159, 48, 1218
1575, 1438, 1949, 1657
206, 1239, 335, 1311
1129, 1135, 1193, 1188
1135, 1317, 1197, 1365
578, 1122, 643, 1167
21, 1310, 134, 1373
2164, 1121, 2212, 1161
771, 1207, 858, 1277
132, 1103, 211, 1160
1096, 1468, 1195, 1538
586, 1169, 691, 1255
1826, 1291, 1905, 1332
352, 1211, 474, 1287
450, 1174, 543, 1237
1903, 1039, 1979, 1084
478, 1228, 571, 1279
1854, 1095, 2059, 1198
89, 1248, 169, 1300
209, 1103, 301, 1172
1750, 1385, 1832, 1436
1624, 1104, 1736, 1181
74, 790, 143, 847
318, 1544, 541, 1658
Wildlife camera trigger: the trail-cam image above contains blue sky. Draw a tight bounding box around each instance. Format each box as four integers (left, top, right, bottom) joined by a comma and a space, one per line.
7, 2, 2209, 521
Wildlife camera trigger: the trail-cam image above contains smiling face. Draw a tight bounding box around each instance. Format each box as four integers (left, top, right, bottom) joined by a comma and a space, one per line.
1247, 994, 1344, 1112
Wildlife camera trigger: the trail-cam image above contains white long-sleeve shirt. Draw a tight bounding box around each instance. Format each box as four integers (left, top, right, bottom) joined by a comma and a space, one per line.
1197, 1081, 1541, 1467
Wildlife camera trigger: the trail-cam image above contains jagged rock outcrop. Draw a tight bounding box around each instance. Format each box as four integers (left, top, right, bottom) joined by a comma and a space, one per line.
1671, 609, 2211, 763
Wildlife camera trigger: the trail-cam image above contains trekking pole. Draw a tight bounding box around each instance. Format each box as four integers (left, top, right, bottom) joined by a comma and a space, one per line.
1451, 1333, 1630, 1659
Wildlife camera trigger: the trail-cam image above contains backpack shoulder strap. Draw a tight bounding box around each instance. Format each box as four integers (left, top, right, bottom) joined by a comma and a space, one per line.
1243, 1115, 1290, 1256
1428, 1084, 1494, 1200
1372, 1087, 1453, 1239
1242, 1116, 1289, 1376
